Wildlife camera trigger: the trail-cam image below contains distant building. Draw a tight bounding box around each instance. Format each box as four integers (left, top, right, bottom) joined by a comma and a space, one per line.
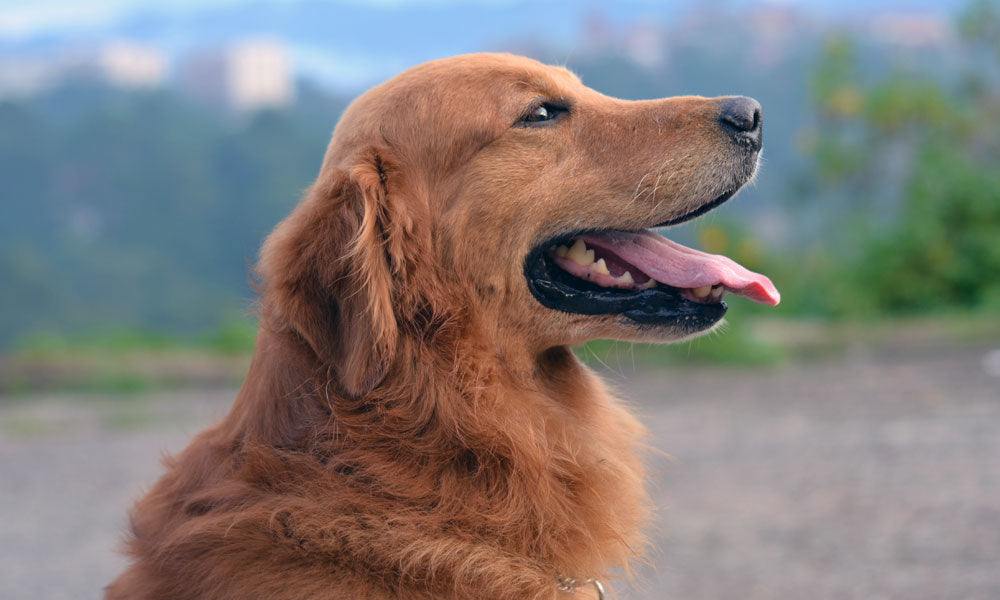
626, 23, 666, 69
0, 41, 166, 98
579, 12, 667, 70
227, 39, 294, 111
178, 38, 294, 112
177, 49, 229, 106
99, 41, 167, 88
869, 14, 951, 48
749, 6, 808, 67
0, 56, 58, 98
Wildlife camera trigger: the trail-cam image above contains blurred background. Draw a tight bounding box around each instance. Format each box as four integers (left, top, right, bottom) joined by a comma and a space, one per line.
1, 0, 998, 598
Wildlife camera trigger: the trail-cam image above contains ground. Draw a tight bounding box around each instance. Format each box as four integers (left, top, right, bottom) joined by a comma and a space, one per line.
2, 346, 998, 599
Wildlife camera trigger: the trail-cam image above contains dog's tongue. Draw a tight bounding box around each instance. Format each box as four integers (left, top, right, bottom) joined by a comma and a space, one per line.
580, 230, 781, 306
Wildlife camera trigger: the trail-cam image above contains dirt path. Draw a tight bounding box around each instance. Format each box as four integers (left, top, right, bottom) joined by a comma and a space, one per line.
2, 348, 998, 599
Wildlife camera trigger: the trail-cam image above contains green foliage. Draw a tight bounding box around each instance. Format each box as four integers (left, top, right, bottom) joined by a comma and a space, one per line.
577, 313, 786, 369
959, 0, 1000, 54
3, 4, 999, 368
0, 85, 344, 349
4, 318, 256, 394
864, 76, 962, 135
203, 317, 259, 355
786, 0, 1000, 317
1, 30, 821, 352
854, 145, 1000, 312
15, 316, 258, 358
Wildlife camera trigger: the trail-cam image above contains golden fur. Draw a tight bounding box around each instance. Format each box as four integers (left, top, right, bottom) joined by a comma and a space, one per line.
107, 53, 756, 599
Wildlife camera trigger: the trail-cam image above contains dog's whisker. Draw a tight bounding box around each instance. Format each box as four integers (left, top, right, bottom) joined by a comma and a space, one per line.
626, 171, 652, 211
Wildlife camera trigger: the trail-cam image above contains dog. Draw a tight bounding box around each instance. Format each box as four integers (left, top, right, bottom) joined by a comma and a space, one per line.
106, 53, 778, 600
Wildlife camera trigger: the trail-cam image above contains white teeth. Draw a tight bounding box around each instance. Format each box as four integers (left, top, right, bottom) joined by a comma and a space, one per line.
558, 239, 657, 290
710, 285, 725, 301
692, 285, 712, 299
567, 238, 593, 265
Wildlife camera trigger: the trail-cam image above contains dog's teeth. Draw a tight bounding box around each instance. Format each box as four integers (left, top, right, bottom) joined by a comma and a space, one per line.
592, 258, 610, 275
639, 279, 657, 289
711, 285, 725, 300
567, 239, 592, 265
618, 271, 635, 286
692, 285, 712, 299
555, 245, 569, 258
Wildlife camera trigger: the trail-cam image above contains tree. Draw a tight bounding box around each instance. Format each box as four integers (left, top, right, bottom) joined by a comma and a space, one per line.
797, 0, 1000, 315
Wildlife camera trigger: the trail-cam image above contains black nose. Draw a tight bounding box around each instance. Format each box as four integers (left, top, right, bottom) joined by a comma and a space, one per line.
719, 96, 762, 150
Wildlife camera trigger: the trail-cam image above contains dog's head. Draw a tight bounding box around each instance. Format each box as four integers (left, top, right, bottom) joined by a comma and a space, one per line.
259, 53, 779, 397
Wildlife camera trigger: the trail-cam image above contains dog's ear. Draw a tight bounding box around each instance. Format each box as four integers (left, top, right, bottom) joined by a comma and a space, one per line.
259, 149, 416, 399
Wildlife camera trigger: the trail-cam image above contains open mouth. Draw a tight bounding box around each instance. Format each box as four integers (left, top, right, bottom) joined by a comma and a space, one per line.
525, 220, 780, 332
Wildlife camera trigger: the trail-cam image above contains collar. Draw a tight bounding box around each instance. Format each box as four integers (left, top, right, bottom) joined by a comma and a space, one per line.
557, 576, 606, 599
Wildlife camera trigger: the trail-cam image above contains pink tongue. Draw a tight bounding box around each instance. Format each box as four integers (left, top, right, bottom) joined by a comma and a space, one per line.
580, 230, 781, 306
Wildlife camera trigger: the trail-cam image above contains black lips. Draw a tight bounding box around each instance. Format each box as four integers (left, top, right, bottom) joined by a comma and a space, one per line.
524, 246, 727, 332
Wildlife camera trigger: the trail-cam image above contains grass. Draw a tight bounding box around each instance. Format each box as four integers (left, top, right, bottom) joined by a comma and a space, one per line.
3, 310, 998, 395
577, 308, 1000, 369
2, 318, 257, 395
15, 317, 258, 358
575, 317, 786, 370
1, 414, 63, 438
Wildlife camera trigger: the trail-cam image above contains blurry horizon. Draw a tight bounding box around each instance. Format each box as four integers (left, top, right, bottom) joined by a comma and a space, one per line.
0, 0, 971, 92
2, 0, 999, 352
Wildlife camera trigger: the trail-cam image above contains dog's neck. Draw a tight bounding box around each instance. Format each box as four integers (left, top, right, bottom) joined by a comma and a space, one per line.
226, 326, 649, 599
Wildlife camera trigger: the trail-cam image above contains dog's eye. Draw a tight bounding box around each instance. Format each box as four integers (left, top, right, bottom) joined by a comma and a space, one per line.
517, 103, 567, 126
527, 105, 553, 121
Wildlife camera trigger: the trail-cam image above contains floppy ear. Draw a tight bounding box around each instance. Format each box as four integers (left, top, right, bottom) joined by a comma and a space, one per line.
258, 149, 414, 399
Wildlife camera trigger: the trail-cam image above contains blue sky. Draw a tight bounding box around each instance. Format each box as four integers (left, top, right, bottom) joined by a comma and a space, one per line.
0, 0, 670, 89
0, 0, 253, 37
0, 0, 961, 39
0, 0, 553, 37
0, 0, 965, 91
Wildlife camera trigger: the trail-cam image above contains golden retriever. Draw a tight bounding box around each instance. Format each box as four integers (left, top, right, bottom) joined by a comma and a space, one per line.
107, 53, 778, 600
